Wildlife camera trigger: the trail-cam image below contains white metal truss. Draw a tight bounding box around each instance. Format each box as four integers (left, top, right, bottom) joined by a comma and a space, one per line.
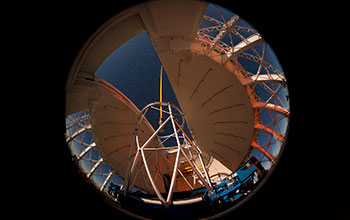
66, 110, 117, 193
77, 142, 96, 160
100, 172, 113, 191
87, 157, 104, 178
124, 102, 214, 207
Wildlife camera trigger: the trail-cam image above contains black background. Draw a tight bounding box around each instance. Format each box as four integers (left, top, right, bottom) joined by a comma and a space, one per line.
21, 0, 348, 219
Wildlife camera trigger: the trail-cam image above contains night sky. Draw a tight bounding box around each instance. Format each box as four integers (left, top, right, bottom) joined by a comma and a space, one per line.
95, 31, 180, 110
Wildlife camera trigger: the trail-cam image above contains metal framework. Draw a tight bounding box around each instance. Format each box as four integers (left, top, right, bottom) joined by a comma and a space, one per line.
124, 102, 214, 206
65, 110, 116, 194
195, 12, 290, 167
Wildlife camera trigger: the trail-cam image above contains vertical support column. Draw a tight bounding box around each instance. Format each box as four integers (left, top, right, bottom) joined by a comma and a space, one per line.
130, 135, 141, 176
140, 147, 166, 205
123, 131, 137, 195
166, 103, 182, 205
197, 151, 214, 191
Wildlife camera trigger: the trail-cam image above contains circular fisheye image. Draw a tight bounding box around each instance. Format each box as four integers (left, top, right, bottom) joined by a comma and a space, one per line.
65, 1, 290, 219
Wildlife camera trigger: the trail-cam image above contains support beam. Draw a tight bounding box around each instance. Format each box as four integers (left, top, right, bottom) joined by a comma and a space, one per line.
66, 114, 89, 130
254, 123, 285, 142
251, 141, 276, 163
143, 146, 178, 151
178, 169, 194, 190
77, 142, 96, 160
209, 15, 240, 51
238, 52, 283, 75
243, 74, 286, 86
140, 148, 166, 205
124, 131, 138, 194
140, 116, 171, 150
166, 105, 182, 205
178, 146, 213, 192
203, 15, 224, 26
87, 157, 104, 178
159, 151, 194, 190
253, 102, 290, 117
66, 124, 92, 142
232, 34, 263, 54
126, 136, 141, 190
224, 34, 264, 63
100, 172, 113, 191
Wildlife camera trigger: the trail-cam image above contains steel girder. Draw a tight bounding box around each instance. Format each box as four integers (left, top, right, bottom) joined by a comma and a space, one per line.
195, 13, 289, 166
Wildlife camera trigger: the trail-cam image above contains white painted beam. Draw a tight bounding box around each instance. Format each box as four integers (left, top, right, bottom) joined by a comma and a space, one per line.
77, 142, 96, 160
100, 172, 113, 191
243, 74, 286, 86
66, 124, 92, 142
87, 157, 104, 178
224, 34, 264, 63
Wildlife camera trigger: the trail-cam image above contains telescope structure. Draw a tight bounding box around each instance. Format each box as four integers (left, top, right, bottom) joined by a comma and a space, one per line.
65, 1, 289, 218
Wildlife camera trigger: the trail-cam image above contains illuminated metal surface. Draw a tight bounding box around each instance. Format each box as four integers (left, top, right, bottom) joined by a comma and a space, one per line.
124, 102, 213, 206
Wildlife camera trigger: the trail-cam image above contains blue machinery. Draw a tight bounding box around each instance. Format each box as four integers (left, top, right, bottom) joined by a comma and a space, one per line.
204, 157, 265, 205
